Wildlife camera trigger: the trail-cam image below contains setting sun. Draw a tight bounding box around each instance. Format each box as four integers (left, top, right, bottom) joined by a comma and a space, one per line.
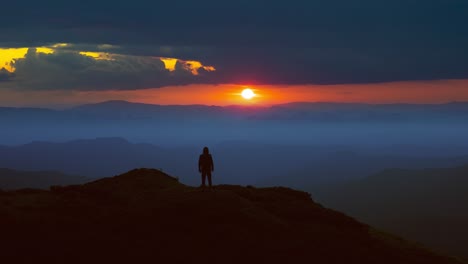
241, 88, 255, 100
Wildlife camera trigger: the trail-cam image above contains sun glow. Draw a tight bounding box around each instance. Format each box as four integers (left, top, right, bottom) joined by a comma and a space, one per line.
241, 88, 255, 100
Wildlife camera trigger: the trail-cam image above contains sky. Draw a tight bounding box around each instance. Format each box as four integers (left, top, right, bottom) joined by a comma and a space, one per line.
1, 0, 468, 107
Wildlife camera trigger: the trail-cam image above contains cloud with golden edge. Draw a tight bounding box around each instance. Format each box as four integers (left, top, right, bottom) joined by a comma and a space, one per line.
183, 61, 216, 75
79, 51, 114, 61
160, 58, 216, 75
0, 47, 55, 72
0, 43, 218, 90
51, 43, 69, 48
1, 44, 215, 77
160, 58, 177, 72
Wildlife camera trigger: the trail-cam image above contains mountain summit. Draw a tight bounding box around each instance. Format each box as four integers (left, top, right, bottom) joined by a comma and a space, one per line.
0, 168, 463, 263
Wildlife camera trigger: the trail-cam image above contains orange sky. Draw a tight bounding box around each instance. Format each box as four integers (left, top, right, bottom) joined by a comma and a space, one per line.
1, 79, 468, 108
81, 79, 468, 106
2, 45, 467, 108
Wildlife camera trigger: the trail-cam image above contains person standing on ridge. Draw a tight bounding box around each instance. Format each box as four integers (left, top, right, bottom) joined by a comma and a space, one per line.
198, 147, 214, 189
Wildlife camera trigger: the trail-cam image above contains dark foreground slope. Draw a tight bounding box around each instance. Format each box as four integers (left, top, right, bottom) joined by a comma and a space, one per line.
316, 165, 468, 259
0, 169, 463, 264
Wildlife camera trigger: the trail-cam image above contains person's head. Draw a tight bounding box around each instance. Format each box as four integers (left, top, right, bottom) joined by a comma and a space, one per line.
203, 147, 209, 155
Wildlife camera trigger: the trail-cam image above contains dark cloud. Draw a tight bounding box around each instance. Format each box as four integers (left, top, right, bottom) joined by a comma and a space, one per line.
5, 48, 214, 90
0, 68, 14, 82
1, 0, 468, 87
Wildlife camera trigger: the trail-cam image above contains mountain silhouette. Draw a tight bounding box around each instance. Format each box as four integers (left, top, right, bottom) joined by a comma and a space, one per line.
0, 138, 169, 177
0, 168, 88, 190
317, 165, 468, 259
2, 138, 468, 187
0, 168, 463, 263
3, 101, 468, 148
4, 100, 468, 123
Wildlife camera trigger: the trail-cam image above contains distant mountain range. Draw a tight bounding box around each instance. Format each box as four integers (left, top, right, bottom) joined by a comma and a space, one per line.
2, 100, 468, 146
3, 100, 468, 122
0, 138, 171, 178
1, 138, 468, 188
0, 168, 462, 263
317, 165, 468, 259
0, 168, 88, 190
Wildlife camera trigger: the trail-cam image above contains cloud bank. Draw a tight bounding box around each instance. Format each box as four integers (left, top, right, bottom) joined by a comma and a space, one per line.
1, 46, 216, 90
0, 0, 467, 90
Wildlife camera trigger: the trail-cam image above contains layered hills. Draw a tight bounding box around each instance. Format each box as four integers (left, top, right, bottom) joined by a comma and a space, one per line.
2, 101, 468, 147
0, 168, 88, 190
317, 165, 468, 259
2, 137, 468, 186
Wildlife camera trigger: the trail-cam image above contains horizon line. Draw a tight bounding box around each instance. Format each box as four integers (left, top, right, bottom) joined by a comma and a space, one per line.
3, 99, 468, 110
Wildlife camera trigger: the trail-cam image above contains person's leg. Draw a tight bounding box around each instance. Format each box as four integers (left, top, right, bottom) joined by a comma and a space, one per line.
207, 171, 212, 187
201, 171, 206, 187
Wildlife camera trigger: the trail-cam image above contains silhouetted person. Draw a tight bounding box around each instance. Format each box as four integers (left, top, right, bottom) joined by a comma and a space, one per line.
198, 147, 214, 189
